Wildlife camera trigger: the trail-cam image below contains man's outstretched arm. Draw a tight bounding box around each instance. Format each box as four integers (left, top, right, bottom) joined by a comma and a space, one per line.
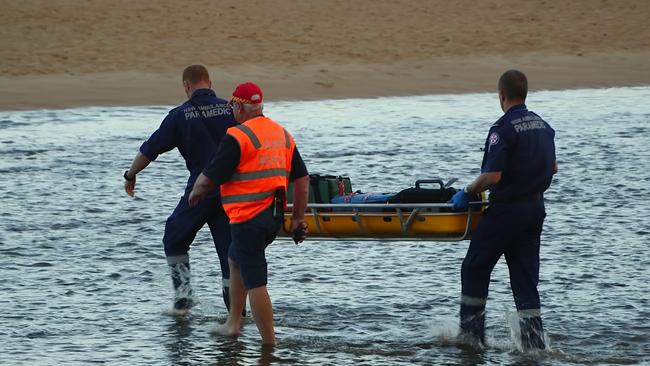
124, 152, 152, 197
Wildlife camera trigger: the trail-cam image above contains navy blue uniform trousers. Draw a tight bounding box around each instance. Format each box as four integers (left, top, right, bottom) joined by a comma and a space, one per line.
460, 197, 546, 344
163, 195, 231, 281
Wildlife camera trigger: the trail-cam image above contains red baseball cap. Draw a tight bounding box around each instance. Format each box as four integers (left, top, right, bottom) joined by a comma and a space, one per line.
230, 82, 263, 104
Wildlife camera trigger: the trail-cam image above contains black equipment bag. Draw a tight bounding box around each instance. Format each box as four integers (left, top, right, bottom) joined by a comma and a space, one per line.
388, 179, 457, 205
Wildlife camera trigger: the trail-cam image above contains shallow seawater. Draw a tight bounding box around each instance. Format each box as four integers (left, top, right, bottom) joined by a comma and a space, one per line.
1, 87, 649, 365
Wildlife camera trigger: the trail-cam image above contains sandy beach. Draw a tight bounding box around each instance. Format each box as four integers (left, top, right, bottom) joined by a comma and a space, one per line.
1, 0, 649, 110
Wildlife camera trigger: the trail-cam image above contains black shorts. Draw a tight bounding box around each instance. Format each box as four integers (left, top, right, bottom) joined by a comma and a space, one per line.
229, 206, 282, 289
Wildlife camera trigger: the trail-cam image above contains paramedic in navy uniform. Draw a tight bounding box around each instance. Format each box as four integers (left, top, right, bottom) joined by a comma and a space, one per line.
123, 65, 237, 313
450, 69, 557, 349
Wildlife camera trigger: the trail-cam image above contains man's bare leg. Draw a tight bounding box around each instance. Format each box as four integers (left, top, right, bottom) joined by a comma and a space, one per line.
249, 285, 276, 346
213, 259, 246, 337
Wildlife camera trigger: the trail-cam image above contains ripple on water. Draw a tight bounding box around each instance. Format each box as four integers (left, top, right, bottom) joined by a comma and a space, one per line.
1, 87, 650, 365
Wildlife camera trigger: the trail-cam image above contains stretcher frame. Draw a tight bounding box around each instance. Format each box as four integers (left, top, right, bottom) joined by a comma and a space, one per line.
278, 201, 488, 242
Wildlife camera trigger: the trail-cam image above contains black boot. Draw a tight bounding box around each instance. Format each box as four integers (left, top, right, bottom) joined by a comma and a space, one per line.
222, 285, 231, 312
520, 316, 546, 349
222, 285, 246, 317
460, 304, 486, 347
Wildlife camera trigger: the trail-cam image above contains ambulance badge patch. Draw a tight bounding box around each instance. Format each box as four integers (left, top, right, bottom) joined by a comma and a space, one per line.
489, 132, 500, 146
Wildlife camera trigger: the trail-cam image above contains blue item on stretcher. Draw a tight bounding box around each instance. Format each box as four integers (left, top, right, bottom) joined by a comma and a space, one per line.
450, 188, 471, 211
331, 192, 395, 211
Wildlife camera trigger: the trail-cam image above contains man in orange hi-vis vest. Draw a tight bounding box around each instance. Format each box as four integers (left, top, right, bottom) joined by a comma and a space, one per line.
188, 82, 309, 346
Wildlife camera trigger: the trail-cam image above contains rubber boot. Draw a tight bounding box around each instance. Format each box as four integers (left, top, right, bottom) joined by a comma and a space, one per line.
222, 285, 231, 312
170, 261, 193, 312
222, 284, 247, 317
520, 316, 546, 350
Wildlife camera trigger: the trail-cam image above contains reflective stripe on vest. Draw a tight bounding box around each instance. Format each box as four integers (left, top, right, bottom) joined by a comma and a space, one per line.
234, 124, 262, 149
283, 129, 291, 148
230, 168, 290, 182
220, 188, 277, 204
220, 116, 295, 223
232, 124, 291, 150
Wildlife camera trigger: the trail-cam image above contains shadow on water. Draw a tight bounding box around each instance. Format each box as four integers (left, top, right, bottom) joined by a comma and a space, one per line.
166, 316, 194, 363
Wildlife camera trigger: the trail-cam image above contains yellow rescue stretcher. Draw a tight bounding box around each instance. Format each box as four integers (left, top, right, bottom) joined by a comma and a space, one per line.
279, 201, 487, 241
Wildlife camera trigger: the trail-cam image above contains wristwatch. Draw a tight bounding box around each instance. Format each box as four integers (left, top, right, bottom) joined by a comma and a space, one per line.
123, 170, 135, 181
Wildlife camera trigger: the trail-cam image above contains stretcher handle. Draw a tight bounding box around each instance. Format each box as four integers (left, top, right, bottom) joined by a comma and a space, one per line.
415, 179, 445, 189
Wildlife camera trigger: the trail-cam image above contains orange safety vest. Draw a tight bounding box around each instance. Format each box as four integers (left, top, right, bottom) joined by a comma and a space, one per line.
220, 116, 295, 223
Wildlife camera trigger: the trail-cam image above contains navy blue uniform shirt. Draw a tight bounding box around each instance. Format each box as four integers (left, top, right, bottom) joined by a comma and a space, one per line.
203, 134, 308, 185
139, 89, 237, 196
481, 104, 556, 202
